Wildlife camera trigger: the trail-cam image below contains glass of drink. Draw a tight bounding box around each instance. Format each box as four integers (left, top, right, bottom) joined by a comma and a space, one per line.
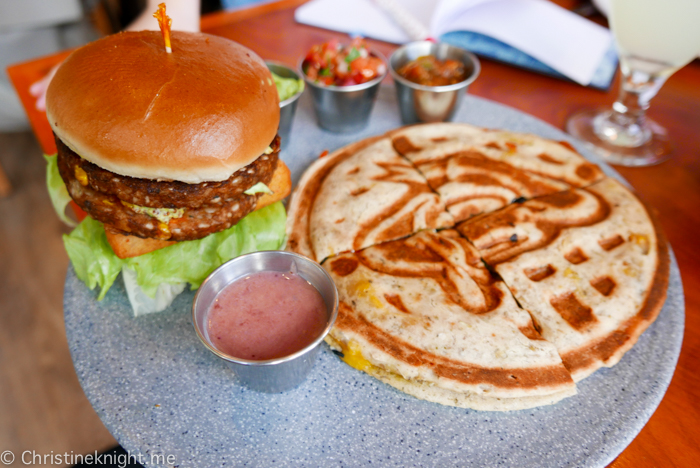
566, 0, 700, 166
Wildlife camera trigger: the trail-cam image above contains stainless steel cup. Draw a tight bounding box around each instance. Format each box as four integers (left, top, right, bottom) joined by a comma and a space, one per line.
192, 251, 339, 393
266, 61, 304, 151
299, 51, 387, 133
389, 41, 480, 124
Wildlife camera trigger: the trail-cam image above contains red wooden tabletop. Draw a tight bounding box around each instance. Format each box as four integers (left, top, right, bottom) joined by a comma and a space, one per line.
8, 1, 699, 466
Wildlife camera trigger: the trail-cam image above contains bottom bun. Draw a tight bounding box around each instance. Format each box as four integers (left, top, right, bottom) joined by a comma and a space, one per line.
106, 162, 292, 259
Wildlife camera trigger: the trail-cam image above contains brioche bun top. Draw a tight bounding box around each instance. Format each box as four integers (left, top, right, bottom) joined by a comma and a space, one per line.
46, 31, 280, 183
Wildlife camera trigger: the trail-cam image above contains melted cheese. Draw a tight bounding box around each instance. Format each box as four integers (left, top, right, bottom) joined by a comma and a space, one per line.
121, 201, 185, 224
244, 182, 272, 196
629, 233, 650, 255
351, 279, 384, 309
74, 166, 88, 186
341, 340, 378, 372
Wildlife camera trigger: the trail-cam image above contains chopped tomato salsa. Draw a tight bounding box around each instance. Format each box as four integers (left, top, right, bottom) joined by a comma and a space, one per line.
302, 38, 386, 86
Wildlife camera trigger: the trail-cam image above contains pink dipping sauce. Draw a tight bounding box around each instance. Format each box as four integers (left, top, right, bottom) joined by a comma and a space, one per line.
206, 271, 328, 361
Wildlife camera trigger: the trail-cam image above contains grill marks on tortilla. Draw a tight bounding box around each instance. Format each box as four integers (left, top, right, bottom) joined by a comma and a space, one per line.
335, 303, 572, 390
325, 230, 576, 397
329, 257, 360, 277
352, 160, 443, 252
458, 177, 668, 382
561, 220, 669, 375
292, 124, 606, 264
384, 294, 411, 314
451, 151, 560, 195
286, 135, 450, 262
392, 135, 421, 154
373, 205, 422, 245
402, 149, 569, 222
285, 136, 383, 260
558, 140, 577, 152
576, 163, 600, 181
389, 125, 605, 226
350, 187, 370, 196
537, 153, 564, 165
599, 234, 625, 251
518, 319, 546, 341
355, 232, 503, 314
289, 126, 666, 404
550, 292, 598, 331
457, 188, 612, 265
564, 247, 589, 265
590, 276, 616, 296
524, 264, 556, 282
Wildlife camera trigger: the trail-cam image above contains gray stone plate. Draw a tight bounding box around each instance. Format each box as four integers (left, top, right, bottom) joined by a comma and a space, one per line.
65, 87, 684, 468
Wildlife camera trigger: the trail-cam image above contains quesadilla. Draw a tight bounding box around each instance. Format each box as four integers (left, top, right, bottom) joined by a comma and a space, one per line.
285, 123, 669, 410
457, 177, 669, 381
324, 229, 577, 411
286, 136, 453, 263
390, 123, 604, 222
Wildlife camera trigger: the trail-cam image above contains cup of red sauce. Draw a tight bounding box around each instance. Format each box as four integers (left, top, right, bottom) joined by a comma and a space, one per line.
192, 251, 338, 393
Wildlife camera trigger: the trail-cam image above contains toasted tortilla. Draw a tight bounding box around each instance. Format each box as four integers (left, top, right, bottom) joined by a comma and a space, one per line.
323, 230, 576, 410
359, 365, 579, 412
390, 123, 604, 222
286, 136, 453, 262
285, 124, 668, 410
457, 177, 669, 381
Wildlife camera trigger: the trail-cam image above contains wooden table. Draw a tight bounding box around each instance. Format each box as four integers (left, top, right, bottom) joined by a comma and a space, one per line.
8, 1, 699, 466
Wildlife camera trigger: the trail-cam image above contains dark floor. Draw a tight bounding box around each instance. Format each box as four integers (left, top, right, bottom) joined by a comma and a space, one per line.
0, 131, 116, 467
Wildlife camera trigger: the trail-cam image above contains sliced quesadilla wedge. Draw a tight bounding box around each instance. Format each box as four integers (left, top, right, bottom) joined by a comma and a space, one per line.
324, 229, 576, 411
457, 177, 669, 381
390, 123, 604, 222
286, 136, 453, 262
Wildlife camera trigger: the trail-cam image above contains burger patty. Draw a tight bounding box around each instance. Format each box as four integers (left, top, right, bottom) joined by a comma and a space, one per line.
63, 176, 261, 241
55, 135, 279, 209
55, 135, 280, 242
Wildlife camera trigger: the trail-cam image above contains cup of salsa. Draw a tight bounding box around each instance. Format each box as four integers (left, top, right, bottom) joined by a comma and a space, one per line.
266, 61, 304, 151
192, 251, 339, 393
300, 38, 387, 133
389, 41, 480, 124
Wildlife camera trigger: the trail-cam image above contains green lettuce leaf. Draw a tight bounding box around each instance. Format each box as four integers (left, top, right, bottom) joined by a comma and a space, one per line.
44, 154, 77, 227
63, 217, 122, 300
63, 202, 287, 300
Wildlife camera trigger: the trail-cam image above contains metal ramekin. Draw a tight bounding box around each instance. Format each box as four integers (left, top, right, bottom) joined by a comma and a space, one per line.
389, 41, 480, 124
266, 61, 304, 151
192, 251, 339, 393
299, 50, 388, 133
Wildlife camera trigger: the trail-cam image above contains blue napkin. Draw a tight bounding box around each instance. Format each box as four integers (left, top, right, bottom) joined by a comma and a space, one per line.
440, 30, 618, 91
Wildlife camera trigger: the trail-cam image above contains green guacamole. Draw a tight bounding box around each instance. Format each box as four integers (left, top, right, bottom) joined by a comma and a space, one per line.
271, 71, 304, 102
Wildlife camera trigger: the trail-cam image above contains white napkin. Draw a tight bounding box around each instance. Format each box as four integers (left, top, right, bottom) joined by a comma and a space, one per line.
295, 0, 613, 86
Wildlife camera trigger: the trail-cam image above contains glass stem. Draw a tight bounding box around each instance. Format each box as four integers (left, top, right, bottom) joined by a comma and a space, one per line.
595, 63, 669, 147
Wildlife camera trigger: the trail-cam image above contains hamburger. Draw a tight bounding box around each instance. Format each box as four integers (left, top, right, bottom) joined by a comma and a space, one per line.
44, 30, 291, 314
